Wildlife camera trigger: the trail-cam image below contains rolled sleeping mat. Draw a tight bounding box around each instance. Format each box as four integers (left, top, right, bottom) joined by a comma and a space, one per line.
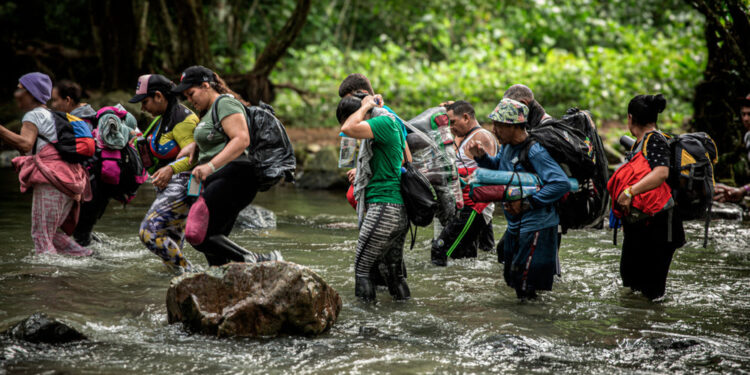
469, 178, 579, 202
471, 168, 542, 187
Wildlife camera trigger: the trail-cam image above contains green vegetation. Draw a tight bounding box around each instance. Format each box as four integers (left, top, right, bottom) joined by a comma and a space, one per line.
220, 0, 707, 130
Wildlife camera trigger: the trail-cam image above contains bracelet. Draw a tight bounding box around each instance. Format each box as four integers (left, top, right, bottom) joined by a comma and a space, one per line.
623, 187, 633, 198
208, 161, 217, 173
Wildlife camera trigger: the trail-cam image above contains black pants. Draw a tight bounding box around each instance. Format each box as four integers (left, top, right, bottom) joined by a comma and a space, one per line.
432, 207, 486, 264
73, 177, 114, 246
477, 218, 495, 252
185, 160, 258, 266
621, 209, 685, 300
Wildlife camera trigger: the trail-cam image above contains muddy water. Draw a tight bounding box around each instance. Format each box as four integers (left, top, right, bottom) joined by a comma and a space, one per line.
1, 168, 749, 374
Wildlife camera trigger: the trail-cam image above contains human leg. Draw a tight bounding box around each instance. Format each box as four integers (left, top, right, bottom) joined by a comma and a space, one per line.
31, 184, 92, 256
353, 203, 406, 300
139, 174, 192, 271
431, 207, 483, 266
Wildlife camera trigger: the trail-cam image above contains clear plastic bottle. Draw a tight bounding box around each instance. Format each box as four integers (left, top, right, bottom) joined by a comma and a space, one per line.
338, 132, 357, 168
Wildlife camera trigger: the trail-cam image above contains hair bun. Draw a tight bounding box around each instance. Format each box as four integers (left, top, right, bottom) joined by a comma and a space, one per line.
650, 94, 667, 113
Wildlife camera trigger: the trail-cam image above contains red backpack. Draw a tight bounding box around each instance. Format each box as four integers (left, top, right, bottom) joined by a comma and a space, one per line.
37, 110, 96, 164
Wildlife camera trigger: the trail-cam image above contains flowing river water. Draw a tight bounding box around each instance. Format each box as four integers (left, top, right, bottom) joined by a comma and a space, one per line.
1, 168, 749, 374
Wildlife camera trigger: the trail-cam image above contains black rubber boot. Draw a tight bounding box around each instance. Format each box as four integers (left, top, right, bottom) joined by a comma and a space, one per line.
200, 235, 282, 265
385, 263, 410, 300
247, 250, 284, 263
355, 276, 376, 301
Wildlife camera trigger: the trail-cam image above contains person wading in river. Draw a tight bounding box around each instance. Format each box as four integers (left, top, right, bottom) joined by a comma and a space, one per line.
337, 93, 410, 301
174, 65, 281, 267
431, 100, 499, 266
0, 73, 93, 256
467, 98, 568, 300
129, 74, 199, 273
608, 94, 685, 300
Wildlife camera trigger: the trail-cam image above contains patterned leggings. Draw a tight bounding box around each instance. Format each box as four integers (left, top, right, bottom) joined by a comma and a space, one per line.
31, 184, 92, 256
139, 173, 192, 271
354, 203, 409, 278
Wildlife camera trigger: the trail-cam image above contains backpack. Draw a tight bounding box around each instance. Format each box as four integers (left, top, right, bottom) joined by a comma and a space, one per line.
37, 110, 96, 164
211, 95, 296, 191
400, 162, 439, 226
95, 145, 148, 204
641, 131, 717, 247
518, 108, 610, 231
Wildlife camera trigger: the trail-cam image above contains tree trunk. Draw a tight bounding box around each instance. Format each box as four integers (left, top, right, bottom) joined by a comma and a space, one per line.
170, 0, 213, 71
232, 0, 311, 105
686, 0, 750, 183
89, 0, 140, 90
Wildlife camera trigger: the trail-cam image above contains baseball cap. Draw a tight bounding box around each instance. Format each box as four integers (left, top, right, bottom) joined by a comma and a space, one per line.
129, 74, 175, 103
488, 98, 529, 125
172, 65, 215, 93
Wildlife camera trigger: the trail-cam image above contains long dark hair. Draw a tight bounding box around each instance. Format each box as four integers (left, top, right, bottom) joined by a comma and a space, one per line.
336, 94, 366, 124
55, 80, 87, 104
209, 72, 249, 106
628, 94, 666, 126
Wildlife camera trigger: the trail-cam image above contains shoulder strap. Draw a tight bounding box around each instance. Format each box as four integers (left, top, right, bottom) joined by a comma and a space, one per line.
457, 126, 482, 149
517, 137, 536, 174
210, 94, 229, 131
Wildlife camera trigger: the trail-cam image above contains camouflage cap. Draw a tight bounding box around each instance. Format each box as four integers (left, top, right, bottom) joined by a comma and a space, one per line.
488, 98, 529, 125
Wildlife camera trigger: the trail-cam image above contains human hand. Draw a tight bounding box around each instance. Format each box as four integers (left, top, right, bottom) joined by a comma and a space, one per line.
726, 187, 746, 203
361, 95, 383, 110
616, 190, 633, 215
177, 142, 196, 160
439, 101, 455, 107
151, 165, 174, 189
192, 163, 213, 182
466, 139, 486, 159
504, 200, 522, 216
347, 168, 357, 184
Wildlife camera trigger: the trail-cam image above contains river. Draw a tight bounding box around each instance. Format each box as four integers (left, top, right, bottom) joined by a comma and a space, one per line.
1, 168, 749, 374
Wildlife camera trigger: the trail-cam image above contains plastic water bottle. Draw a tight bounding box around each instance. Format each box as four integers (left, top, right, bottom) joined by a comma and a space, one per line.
338, 132, 357, 168
452, 179, 464, 209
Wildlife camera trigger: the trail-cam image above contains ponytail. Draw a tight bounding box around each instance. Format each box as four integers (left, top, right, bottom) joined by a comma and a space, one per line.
209, 73, 249, 106
628, 94, 666, 126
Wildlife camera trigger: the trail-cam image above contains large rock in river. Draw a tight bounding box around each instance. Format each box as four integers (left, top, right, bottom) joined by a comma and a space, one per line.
235, 204, 277, 229
295, 146, 348, 190
2, 313, 87, 344
166, 261, 342, 337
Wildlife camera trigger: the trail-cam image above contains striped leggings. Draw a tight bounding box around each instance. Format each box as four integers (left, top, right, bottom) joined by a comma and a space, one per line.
354, 203, 409, 278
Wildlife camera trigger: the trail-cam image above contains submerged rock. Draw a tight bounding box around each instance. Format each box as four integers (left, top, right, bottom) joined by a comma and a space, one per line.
235, 204, 277, 229
166, 261, 342, 337
2, 313, 86, 344
709, 201, 743, 221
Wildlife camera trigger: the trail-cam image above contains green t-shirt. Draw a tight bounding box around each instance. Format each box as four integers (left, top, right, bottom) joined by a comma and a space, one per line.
193, 96, 247, 166
365, 115, 404, 204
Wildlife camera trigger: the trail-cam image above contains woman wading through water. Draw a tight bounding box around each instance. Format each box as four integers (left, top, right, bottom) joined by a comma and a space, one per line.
174, 65, 281, 266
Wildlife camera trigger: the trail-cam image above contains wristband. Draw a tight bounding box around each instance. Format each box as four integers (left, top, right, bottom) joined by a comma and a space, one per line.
623, 187, 633, 198
208, 161, 217, 173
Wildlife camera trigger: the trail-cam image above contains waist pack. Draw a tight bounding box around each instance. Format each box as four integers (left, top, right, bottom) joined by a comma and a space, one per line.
518, 108, 610, 231
37, 110, 96, 164
95, 145, 148, 204
211, 95, 296, 191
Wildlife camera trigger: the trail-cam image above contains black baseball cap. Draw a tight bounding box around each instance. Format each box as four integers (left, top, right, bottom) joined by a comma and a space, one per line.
172, 65, 215, 93
129, 74, 175, 103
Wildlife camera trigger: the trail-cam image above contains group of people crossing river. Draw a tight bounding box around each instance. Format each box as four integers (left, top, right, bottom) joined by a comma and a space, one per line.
0, 69, 740, 304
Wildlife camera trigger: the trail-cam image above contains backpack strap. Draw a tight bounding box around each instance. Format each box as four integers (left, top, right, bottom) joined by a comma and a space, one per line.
210, 94, 231, 134
516, 137, 537, 174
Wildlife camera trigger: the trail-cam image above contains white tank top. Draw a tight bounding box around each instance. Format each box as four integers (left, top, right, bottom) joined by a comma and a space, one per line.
456, 127, 499, 222
456, 127, 498, 169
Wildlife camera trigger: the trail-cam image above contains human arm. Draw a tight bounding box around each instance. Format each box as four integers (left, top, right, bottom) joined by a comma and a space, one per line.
616, 166, 669, 212
525, 144, 569, 209
192, 112, 249, 181
0, 122, 38, 154
468, 138, 502, 170
168, 116, 199, 174
340, 95, 382, 139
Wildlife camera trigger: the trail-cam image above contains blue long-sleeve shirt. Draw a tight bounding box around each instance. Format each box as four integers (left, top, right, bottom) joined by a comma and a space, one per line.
475, 141, 569, 233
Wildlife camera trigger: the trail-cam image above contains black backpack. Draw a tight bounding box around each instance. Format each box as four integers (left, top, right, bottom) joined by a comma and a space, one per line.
211, 95, 296, 191
519, 108, 610, 231
642, 131, 717, 247
400, 162, 439, 227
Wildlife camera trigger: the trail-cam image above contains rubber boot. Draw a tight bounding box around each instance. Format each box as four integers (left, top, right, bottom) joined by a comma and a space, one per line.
247, 250, 284, 263
385, 263, 410, 300
354, 276, 376, 301
202, 235, 282, 265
